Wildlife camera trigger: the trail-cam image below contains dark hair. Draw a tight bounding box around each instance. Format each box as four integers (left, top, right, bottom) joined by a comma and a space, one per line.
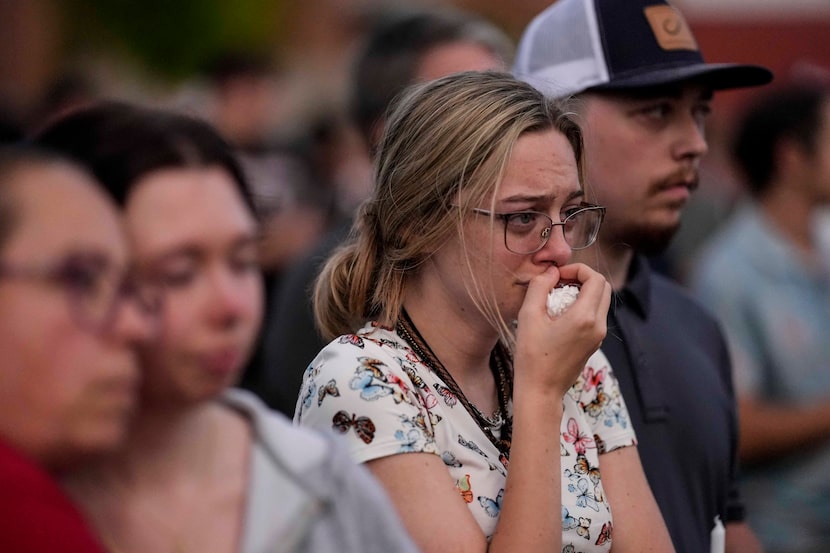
349, 8, 512, 152
732, 83, 830, 197
30, 101, 255, 212
0, 145, 81, 251
0, 108, 22, 144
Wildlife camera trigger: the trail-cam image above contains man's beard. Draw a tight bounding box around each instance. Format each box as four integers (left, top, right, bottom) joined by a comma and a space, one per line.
613, 218, 681, 256
614, 169, 696, 255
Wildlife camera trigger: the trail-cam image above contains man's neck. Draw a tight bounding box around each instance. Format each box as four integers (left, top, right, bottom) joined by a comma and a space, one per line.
575, 240, 635, 292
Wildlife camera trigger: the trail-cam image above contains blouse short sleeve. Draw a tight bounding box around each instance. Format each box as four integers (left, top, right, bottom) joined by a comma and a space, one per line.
570, 348, 637, 455
294, 324, 441, 464
295, 323, 512, 537
559, 348, 637, 551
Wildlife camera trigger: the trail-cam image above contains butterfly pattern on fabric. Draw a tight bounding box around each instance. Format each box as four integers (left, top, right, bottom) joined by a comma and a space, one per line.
477, 489, 504, 518
562, 506, 592, 539
442, 450, 463, 468
565, 454, 604, 505
456, 474, 473, 503
317, 379, 340, 406
562, 417, 596, 455
338, 333, 365, 348
434, 382, 459, 407
349, 357, 407, 403
332, 410, 376, 444
594, 521, 612, 546
294, 323, 635, 551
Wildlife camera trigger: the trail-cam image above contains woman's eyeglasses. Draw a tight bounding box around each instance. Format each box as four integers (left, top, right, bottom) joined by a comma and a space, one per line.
467, 203, 606, 254
0, 253, 162, 333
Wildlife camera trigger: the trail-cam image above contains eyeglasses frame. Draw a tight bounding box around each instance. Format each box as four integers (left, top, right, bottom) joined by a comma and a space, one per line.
0, 255, 162, 334
466, 203, 606, 254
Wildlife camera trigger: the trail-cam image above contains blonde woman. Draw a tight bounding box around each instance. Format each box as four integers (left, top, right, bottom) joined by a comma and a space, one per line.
296, 71, 673, 552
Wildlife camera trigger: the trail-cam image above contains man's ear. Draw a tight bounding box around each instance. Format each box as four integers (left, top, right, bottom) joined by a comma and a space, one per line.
775, 135, 811, 182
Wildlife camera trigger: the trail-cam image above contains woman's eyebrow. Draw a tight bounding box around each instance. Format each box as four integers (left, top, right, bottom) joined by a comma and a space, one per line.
498, 189, 584, 206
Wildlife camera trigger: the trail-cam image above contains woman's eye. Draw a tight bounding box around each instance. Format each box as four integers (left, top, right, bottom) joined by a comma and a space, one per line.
513, 212, 536, 224
62, 265, 102, 294
505, 212, 538, 232
230, 255, 260, 273
156, 265, 196, 288
230, 247, 260, 273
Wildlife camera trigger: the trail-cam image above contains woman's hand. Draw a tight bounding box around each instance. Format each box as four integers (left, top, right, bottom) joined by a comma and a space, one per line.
512, 263, 611, 396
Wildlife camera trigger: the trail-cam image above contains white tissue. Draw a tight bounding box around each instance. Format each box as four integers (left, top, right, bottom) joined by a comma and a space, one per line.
546, 285, 580, 317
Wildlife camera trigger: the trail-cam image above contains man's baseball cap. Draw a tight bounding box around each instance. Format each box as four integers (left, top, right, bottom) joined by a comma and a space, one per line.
513, 0, 773, 99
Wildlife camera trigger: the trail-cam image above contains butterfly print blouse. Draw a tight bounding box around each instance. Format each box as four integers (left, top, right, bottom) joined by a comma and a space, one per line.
295, 323, 636, 552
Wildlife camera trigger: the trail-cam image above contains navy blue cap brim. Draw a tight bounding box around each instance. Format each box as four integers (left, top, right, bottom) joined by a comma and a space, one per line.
589, 62, 773, 93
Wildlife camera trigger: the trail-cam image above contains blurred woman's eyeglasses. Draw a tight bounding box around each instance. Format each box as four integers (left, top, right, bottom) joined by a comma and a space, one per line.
0, 252, 162, 333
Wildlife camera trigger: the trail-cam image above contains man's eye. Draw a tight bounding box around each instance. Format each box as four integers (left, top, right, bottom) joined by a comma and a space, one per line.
641, 103, 671, 119
693, 103, 712, 125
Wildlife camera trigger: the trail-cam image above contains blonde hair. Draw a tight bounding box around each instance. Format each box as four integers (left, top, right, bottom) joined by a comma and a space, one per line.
314, 71, 583, 344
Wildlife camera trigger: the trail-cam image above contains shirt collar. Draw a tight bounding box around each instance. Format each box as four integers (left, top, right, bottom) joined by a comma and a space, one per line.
615, 254, 651, 319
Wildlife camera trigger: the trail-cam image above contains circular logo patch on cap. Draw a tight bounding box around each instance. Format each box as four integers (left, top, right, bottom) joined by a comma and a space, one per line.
644, 5, 698, 51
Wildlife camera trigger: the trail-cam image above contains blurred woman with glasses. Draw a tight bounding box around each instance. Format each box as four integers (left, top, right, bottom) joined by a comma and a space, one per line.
0, 146, 154, 552
296, 71, 673, 552
33, 103, 419, 553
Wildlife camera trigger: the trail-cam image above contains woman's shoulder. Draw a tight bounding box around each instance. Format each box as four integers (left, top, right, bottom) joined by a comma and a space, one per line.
317, 323, 408, 362
222, 390, 420, 553
300, 323, 414, 402
222, 388, 378, 488
222, 388, 331, 470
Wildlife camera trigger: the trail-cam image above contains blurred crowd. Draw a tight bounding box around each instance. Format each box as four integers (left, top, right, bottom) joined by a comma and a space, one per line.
1, 1, 830, 552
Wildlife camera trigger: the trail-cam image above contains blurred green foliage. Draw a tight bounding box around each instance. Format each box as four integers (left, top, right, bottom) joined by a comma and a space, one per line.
60, 0, 286, 80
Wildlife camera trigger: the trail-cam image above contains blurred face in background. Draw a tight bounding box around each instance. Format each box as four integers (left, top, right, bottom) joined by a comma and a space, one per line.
125, 166, 263, 407
803, 97, 830, 204
415, 40, 505, 81
0, 162, 148, 469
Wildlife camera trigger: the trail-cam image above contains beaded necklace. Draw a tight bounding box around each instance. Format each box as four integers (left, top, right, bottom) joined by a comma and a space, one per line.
396, 310, 513, 461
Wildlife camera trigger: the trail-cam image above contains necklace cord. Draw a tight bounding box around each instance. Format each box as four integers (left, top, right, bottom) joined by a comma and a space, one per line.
396, 309, 513, 460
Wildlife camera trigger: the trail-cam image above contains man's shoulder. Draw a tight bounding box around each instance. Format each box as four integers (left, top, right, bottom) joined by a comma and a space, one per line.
634, 269, 730, 360
648, 270, 719, 321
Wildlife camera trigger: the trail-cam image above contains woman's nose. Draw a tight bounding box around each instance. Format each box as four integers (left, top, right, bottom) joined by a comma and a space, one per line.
206, 267, 262, 329
533, 224, 572, 267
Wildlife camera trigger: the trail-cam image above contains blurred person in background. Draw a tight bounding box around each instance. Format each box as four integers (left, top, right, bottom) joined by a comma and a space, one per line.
203, 52, 330, 277
0, 105, 22, 144
33, 102, 420, 553
202, 52, 336, 395
26, 71, 100, 136
0, 146, 154, 552
514, 0, 772, 551
691, 82, 830, 553
261, 6, 513, 415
